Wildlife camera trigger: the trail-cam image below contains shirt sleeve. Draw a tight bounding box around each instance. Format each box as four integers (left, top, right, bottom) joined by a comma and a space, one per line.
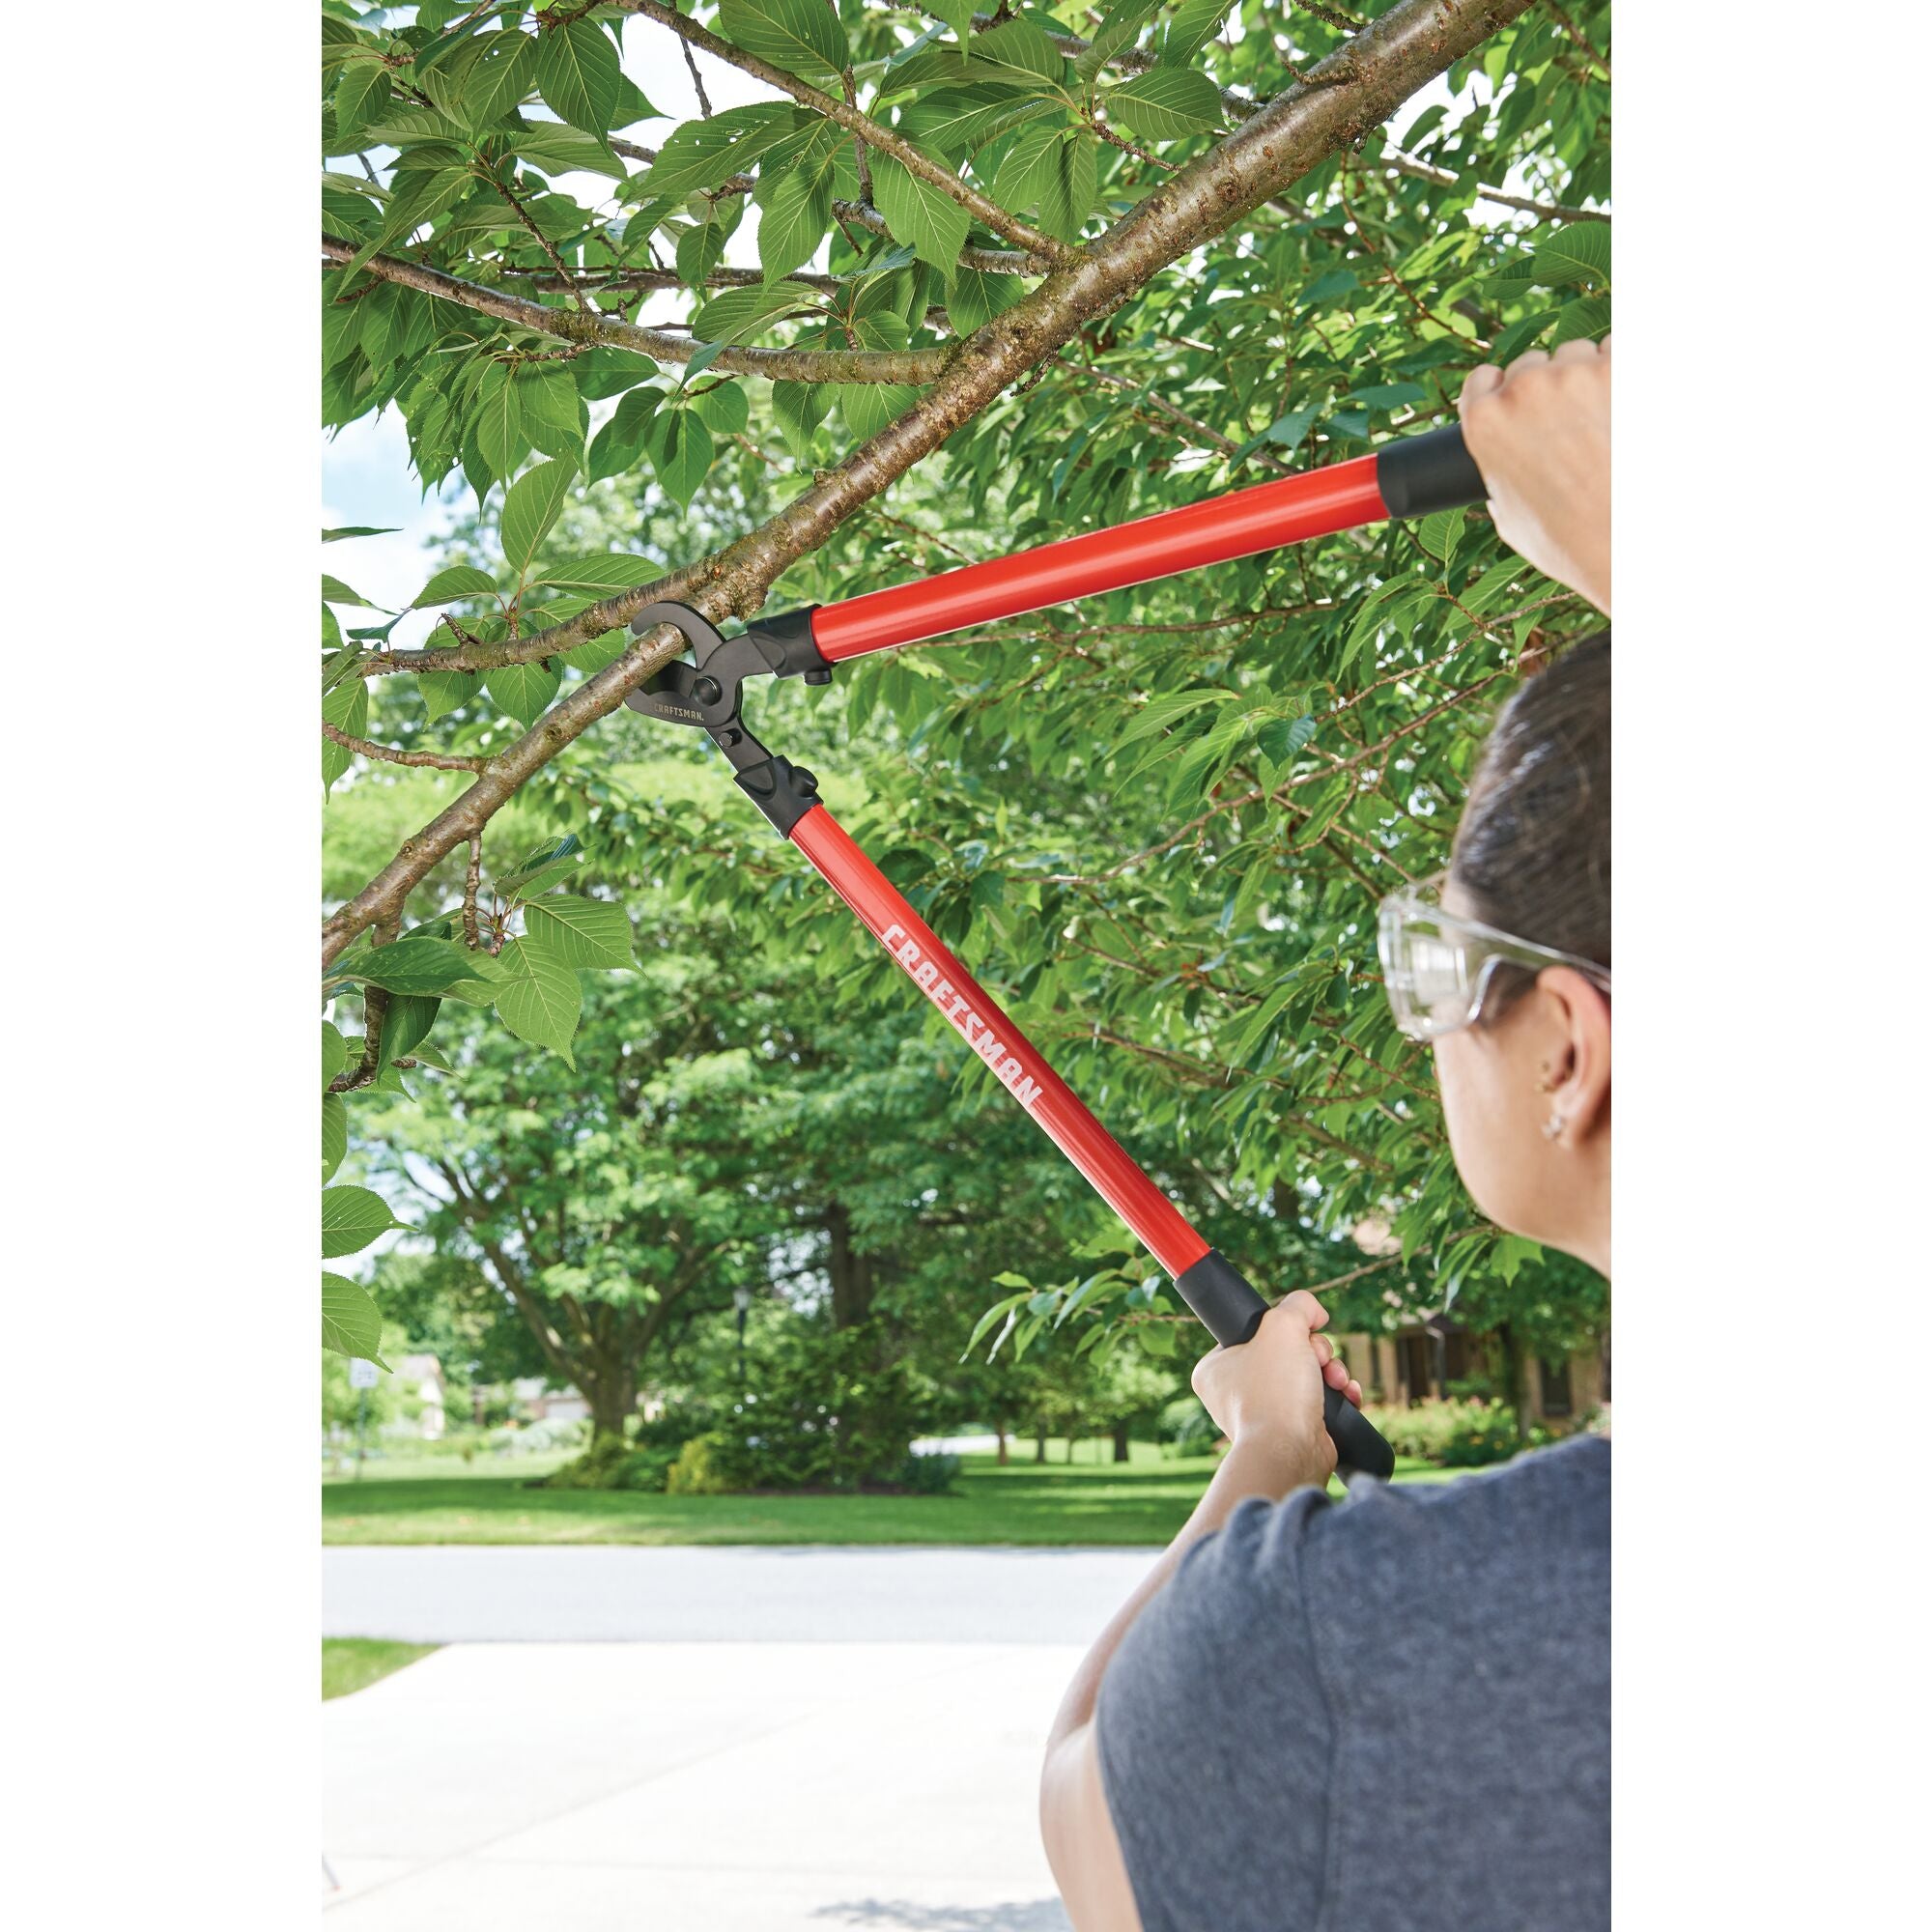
1094, 1490, 1338, 1932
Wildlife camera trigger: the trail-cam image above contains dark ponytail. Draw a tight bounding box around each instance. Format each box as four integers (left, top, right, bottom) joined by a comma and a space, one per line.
1449, 632, 1611, 1022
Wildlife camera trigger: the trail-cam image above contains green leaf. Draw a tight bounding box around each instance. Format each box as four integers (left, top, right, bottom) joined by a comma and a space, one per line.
1076, 0, 1158, 82
1037, 132, 1096, 244
1529, 222, 1610, 290
969, 18, 1064, 86
961, 1291, 1030, 1359
323, 1020, 351, 1091
464, 29, 536, 127
494, 833, 582, 895
524, 895, 635, 968
771, 379, 832, 460
533, 18, 622, 134
637, 102, 800, 197
588, 384, 666, 482
945, 264, 1031, 334
692, 382, 751, 436
1229, 402, 1320, 469
486, 659, 563, 725
530, 552, 657, 591
870, 155, 970, 280
322, 676, 368, 792
754, 149, 838, 280
322, 1093, 347, 1184
412, 564, 497, 608
335, 62, 392, 146
647, 410, 715, 509
1136, 1321, 1179, 1357
500, 458, 575, 574
1161, 0, 1231, 68
491, 935, 582, 1063
418, 671, 474, 724
1105, 68, 1225, 140
322, 1184, 406, 1260
323, 526, 400, 543
990, 121, 1062, 212
322, 1272, 389, 1365
472, 362, 527, 481
517, 364, 585, 462
346, 936, 489, 997
692, 279, 820, 345
1550, 295, 1612, 346
718, 0, 849, 78
1492, 310, 1558, 363
378, 992, 441, 1065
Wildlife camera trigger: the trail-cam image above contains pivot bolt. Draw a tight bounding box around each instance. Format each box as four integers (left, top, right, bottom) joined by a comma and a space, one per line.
693, 676, 724, 706
804, 668, 833, 686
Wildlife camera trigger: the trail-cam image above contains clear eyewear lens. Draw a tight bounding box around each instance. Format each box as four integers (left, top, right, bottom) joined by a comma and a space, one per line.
1379, 898, 1484, 1039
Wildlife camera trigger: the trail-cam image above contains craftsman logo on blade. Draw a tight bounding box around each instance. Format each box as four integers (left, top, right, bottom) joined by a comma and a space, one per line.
879, 923, 1043, 1113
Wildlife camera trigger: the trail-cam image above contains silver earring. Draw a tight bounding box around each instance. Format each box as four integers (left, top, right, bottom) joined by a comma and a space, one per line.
1541, 1110, 1567, 1142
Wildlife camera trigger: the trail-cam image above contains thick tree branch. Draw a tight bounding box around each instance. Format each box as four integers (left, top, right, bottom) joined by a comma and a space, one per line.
321, 235, 952, 382
323, 0, 1538, 971
612, 0, 1078, 266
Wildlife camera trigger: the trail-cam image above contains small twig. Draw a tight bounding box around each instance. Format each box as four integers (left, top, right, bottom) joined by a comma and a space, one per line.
323, 722, 492, 773
463, 834, 484, 949
680, 36, 714, 118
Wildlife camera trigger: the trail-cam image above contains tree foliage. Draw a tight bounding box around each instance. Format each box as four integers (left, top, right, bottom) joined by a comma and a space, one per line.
320, 0, 1611, 1374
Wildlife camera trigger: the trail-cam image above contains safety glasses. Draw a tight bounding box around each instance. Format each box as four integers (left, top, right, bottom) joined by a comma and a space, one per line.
1378, 880, 1612, 1041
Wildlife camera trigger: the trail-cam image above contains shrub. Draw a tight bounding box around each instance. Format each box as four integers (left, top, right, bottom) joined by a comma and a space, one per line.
1363, 1397, 1521, 1467
895, 1450, 962, 1495
531, 1431, 666, 1492
1155, 1393, 1221, 1455
706, 1321, 925, 1492
665, 1432, 731, 1496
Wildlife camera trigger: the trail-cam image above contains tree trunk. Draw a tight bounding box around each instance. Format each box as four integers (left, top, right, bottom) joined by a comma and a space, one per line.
582, 1357, 639, 1444
996, 1429, 1009, 1466
1035, 1425, 1047, 1464
1498, 1322, 1532, 1437
825, 1201, 875, 1328
1112, 1425, 1131, 1463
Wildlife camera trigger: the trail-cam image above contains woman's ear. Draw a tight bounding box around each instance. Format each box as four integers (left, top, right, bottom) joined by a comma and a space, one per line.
1539, 966, 1611, 1146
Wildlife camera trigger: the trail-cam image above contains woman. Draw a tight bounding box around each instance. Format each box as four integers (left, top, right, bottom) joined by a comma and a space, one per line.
1039, 338, 1612, 1932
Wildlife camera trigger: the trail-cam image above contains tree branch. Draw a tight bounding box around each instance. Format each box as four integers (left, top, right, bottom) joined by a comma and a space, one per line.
1377, 146, 1607, 222
323, 721, 492, 773
612, 0, 1079, 266
321, 235, 952, 383
322, 0, 1539, 971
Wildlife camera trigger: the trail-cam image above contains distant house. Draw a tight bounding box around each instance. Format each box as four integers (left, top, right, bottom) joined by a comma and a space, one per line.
394, 1354, 446, 1439
1329, 1321, 1609, 1428
510, 1376, 589, 1424
1333, 1220, 1607, 1429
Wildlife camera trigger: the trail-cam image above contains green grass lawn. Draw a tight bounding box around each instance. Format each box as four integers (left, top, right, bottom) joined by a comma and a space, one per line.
324, 1439, 1457, 1548
323, 1636, 439, 1699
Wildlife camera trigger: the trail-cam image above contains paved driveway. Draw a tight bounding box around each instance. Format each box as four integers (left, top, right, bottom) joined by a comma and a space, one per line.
324, 1545, 1155, 1643
324, 1640, 1079, 1931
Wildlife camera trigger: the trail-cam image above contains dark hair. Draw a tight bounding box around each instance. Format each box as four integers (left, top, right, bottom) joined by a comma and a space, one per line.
1449, 632, 1610, 1022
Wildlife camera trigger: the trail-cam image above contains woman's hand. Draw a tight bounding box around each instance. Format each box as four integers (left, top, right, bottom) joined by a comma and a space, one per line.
1190, 1291, 1362, 1493
1459, 337, 1611, 616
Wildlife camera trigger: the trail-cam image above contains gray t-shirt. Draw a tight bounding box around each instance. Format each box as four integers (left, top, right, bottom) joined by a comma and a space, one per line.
1096, 1435, 1609, 1932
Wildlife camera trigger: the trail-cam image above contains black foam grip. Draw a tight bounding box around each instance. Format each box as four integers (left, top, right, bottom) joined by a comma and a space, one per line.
1173, 1249, 1395, 1481
1376, 423, 1489, 519
1324, 1381, 1395, 1482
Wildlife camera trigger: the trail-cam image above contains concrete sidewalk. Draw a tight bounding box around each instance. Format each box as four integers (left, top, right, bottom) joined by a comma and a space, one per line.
324, 1545, 1154, 1643
324, 1640, 1077, 1931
